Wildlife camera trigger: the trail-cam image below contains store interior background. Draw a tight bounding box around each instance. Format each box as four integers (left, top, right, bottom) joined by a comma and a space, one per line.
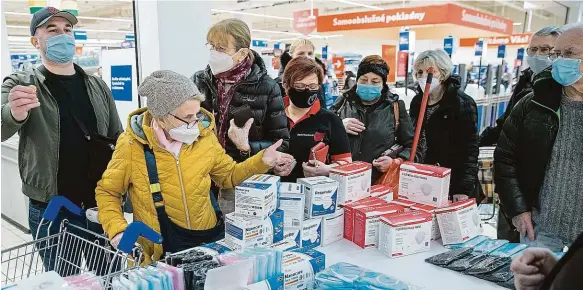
1, 0, 583, 248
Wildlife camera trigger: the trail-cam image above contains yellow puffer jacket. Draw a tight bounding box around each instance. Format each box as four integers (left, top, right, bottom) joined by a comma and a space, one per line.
96, 107, 271, 264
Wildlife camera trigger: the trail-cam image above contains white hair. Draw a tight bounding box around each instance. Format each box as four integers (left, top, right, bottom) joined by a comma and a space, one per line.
290, 39, 315, 54
414, 49, 454, 80
533, 25, 562, 37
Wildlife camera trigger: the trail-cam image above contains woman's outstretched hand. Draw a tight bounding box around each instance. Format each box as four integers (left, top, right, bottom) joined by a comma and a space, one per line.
262, 139, 295, 168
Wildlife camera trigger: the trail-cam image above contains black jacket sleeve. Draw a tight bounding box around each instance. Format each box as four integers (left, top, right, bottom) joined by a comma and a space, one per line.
250, 79, 290, 154
452, 97, 480, 196
395, 100, 418, 162
494, 94, 531, 218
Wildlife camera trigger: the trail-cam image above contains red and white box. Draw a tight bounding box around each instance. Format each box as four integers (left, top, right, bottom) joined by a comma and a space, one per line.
343, 197, 386, 241
398, 162, 451, 207
353, 204, 405, 249
378, 210, 433, 258
370, 185, 395, 202
389, 198, 416, 209
435, 198, 481, 245
411, 203, 440, 240
329, 161, 372, 205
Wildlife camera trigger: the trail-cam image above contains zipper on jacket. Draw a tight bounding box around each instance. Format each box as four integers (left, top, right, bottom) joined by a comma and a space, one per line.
531, 100, 561, 122
175, 158, 192, 229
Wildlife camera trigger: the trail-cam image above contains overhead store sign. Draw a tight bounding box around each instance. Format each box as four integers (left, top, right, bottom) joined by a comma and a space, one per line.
322, 46, 328, 59
517, 48, 525, 61
475, 40, 484, 57
459, 34, 531, 47
252, 40, 268, 47
293, 9, 318, 35
497, 45, 506, 58
399, 31, 409, 51
317, 4, 513, 35
73, 31, 87, 41
111, 65, 133, 102
443, 36, 454, 55
332, 56, 344, 78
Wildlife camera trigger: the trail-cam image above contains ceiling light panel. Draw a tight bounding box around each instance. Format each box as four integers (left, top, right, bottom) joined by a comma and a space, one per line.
211, 9, 292, 20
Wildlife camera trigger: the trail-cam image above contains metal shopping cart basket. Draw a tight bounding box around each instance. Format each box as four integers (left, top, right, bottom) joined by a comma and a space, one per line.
1, 196, 162, 288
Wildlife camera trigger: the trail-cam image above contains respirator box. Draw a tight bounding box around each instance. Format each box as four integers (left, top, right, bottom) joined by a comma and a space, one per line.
271, 239, 299, 252
343, 197, 386, 241
389, 198, 416, 209
411, 203, 441, 240
278, 182, 305, 229
235, 174, 279, 219
321, 208, 344, 246
398, 162, 451, 207
329, 161, 372, 205
435, 198, 481, 245
301, 218, 322, 249
353, 203, 406, 249
225, 209, 284, 250
298, 177, 339, 218
370, 184, 395, 202
378, 210, 433, 258
282, 248, 326, 290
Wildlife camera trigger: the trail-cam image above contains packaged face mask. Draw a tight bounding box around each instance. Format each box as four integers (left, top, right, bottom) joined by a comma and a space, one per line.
314, 262, 364, 289
476, 264, 514, 283
398, 162, 451, 207
425, 247, 473, 266
321, 208, 344, 246
353, 204, 406, 249
225, 209, 284, 249
472, 239, 509, 254
235, 174, 279, 219
445, 235, 489, 249
282, 248, 326, 290
489, 243, 527, 257
465, 256, 511, 276
445, 253, 491, 272
343, 197, 386, 241
302, 218, 322, 249
435, 199, 481, 245
370, 184, 395, 202
278, 182, 305, 229
377, 210, 432, 258
329, 162, 372, 205
298, 176, 339, 218
355, 271, 418, 290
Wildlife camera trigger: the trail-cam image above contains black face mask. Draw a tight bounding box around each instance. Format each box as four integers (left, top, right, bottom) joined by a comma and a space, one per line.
288, 88, 319, 108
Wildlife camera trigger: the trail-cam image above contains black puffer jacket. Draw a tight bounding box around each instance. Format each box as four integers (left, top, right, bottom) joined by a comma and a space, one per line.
479, 68, 534, 146
274, 52, 327, 107
192, 50, 290, 161
409, 75, 480, 199
494, 69, 562, 218
332, 86, 417, 181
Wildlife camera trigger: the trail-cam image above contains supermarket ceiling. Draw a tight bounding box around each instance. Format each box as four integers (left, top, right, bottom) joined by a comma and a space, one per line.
3, 0, 575, 53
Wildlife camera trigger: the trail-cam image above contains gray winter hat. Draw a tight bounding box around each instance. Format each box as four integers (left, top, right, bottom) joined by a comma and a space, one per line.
138, 70, 202, 118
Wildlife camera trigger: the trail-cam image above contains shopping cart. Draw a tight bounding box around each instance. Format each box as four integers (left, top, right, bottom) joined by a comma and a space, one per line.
1, 196, 163, 288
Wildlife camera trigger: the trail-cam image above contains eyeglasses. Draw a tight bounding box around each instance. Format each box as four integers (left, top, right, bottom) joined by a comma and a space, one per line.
526, 46, 554, 56
170, 113, 200, 129
292, 83, 320, 91
206, 43, 235, 53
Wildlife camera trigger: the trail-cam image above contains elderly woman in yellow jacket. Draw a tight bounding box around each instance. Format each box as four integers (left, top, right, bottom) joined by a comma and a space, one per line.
96, 70, 294, 264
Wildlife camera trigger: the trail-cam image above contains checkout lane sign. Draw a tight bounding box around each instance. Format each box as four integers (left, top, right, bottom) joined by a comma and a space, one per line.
517, 48, 525, 61
475, 40, 484, 57
111, 65, 132, 102
444, 36, 454, 56
322, 46, 328, 59
497, 45, 506, 58
399, 31, 410, 51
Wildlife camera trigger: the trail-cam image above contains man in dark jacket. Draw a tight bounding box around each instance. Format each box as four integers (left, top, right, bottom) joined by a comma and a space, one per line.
479, 25, 562, 146
495, 23, 583, 251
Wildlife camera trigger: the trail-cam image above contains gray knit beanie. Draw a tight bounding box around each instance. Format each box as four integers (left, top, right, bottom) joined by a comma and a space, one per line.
138, 70, 202, 118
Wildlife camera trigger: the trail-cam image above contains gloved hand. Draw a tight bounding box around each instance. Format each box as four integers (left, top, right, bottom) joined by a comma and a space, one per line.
110, 232, 123, 249
372, 156, 394, 173
228, 118, 253, 152
262, 139, 295, 167
302, 160, 332, 177
273, 160, 296, 177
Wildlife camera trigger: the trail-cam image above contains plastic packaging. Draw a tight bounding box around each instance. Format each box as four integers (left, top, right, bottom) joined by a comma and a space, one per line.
356, 271, 419, 290
465, 256, 511, 275
477, 264, 515, 283
314, 262, 420, 290
445, 235, 488, 249
425, 247, 474, 266
445, 253, 491, 272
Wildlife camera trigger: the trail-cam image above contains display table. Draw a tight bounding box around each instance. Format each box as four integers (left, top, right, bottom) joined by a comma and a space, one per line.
318, 239, 506, 290
1, 136, 30, 232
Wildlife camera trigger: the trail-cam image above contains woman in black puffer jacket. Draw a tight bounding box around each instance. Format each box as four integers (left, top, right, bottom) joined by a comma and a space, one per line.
409, 49, 482, 201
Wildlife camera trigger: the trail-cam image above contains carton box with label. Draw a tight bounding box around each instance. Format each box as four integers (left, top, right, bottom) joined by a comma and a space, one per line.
302, 218, 322, 249
435, 198, 481, 245
282, 248, 326, 290
370, 184, 395, 202
411, 203, 441, 240
278, 182, 305, 228
235, 174, 279, 219
271, 239, 299, 252
298, 177, 339, 218
283, 227, 302, 249
342, 197, 386, 241
389, 198, 416, 209
321, 208, 344, 246
378, 210, 433, 258
329, 161, 372, 205
398, 162, 451, 207
353, 203, 406, 249
225, 209, 284, 249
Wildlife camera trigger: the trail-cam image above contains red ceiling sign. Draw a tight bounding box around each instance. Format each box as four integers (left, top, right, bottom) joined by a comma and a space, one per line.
459, 34, 532, 47
332, 56, 345, 78
293, 9, 319, 35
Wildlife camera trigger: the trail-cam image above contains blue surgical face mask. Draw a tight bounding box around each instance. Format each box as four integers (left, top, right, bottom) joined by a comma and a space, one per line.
552, 57, 583, 86
44, 34, 76, 64
356, 83, 382, 101
526, 55, 552, 74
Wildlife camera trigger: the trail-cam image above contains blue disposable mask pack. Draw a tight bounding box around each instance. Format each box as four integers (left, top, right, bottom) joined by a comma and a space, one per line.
356, 83, 382, 101
552, 57, 583, 86
525, 55, 552, 74
44, 34, 76, 64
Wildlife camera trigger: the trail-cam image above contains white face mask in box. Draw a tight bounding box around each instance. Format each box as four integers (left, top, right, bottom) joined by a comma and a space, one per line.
209, 49, 235, 75
168, 123, 200, 145
417, 77, 440, 93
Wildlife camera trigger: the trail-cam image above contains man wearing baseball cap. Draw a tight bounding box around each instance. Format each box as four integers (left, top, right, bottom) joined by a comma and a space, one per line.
1, 7, 123, 274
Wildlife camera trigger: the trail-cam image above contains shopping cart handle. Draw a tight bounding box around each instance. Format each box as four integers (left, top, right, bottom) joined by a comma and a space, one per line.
118, 222, 163, 254
42, 196, 85, 222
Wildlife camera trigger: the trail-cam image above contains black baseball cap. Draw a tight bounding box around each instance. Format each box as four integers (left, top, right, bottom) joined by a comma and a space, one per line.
30, 7, 78, 36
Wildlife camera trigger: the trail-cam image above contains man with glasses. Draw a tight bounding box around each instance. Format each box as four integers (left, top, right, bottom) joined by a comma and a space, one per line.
495, 23, 583, 251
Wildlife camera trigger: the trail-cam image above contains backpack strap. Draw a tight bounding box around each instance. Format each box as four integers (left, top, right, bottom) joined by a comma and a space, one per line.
143, 146, 164, 207
393, 102, 400, 131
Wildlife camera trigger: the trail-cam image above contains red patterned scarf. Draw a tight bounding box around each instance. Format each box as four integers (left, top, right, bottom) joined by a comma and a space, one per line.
215, 58, 253, 147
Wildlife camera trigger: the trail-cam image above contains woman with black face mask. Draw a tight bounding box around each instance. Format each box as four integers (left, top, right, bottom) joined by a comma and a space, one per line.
280, 57, 352, 182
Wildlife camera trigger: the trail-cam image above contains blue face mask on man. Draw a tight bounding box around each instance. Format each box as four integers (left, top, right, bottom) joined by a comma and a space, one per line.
356, 83, 382, 101
552, 57, 583, 86
44, 34, 76, 64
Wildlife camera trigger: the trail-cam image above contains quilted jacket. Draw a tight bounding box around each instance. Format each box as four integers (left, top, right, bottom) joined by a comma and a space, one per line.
95, 107, 271, 264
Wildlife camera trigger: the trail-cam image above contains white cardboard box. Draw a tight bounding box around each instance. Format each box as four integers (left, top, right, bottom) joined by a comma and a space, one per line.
353, 203, 406, 249
224, 209, 284, 249
282, 248, 326, 290
235, 174, 279, 219
398, 162, 451, 207
329, 161, 372, 205
378, 210, 433, 258
298, 177, 339, 218
321, 208, 344, 246
283, 227, 302, 249
370, 184, 395, 202
435, 198, 481, 245
301, 218, 322, 249
278, 182, 305, 229
389, 198, 416, 209
411, 203, 441, 240
343, 197, 387, 241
